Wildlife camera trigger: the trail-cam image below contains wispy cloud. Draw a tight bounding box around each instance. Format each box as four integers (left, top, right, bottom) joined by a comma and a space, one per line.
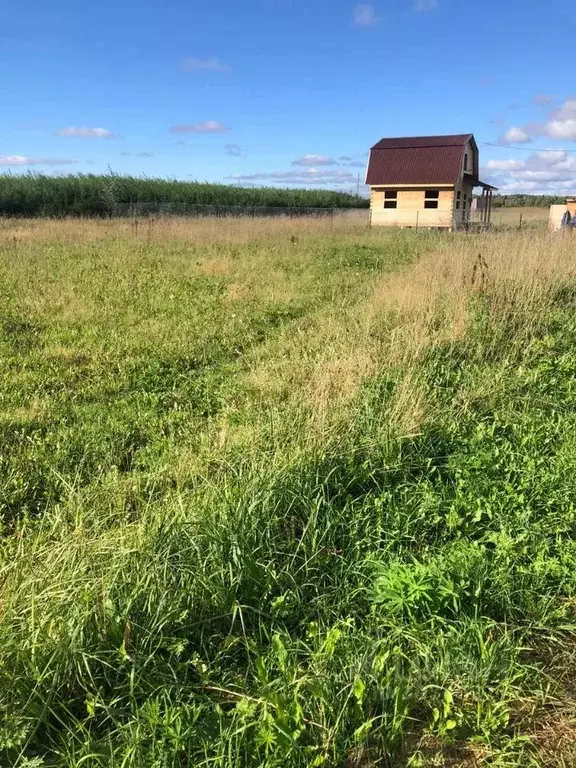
292, 154, 336, 167
291, 154, 364, 168
353, 4, 379, 26
475, 75, 497, 87
413, 0, 438, 10
180, 57, 230, 72
0, 155, 79, 166
227, 168, 358, 186
225, 143, 243, 156
533, 94, 554, 105
55, 126, 117, 139
170, 120, 229, 134
120, 151, 154, 157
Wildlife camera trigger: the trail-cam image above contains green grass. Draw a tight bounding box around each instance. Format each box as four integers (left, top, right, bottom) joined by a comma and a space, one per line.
1, 220, 576, 766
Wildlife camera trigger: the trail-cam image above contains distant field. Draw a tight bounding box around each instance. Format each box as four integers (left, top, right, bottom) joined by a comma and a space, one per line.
2, 216, 576, 767
491, 205, 550, 226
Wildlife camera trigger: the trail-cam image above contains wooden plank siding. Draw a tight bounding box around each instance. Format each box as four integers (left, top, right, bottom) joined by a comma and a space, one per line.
370, 187, 454, 228
452, 182, 475, 226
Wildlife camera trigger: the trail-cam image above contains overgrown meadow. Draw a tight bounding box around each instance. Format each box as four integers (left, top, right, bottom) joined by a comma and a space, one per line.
1, 216, 576, 767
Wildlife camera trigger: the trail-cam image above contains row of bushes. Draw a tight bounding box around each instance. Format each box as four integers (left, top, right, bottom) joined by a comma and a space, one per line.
0, 173, 369, 216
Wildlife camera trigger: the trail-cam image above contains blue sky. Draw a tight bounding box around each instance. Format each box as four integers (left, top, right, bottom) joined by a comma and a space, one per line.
2, 0, 576, 194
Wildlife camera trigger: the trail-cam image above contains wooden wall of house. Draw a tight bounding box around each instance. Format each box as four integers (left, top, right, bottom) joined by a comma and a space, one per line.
370, 187, 454, 227
463, 139, 477, 178
452, 181, 475, 225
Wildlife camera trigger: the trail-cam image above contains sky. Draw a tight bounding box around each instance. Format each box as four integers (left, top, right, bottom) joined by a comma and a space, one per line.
2, 0, 576, 195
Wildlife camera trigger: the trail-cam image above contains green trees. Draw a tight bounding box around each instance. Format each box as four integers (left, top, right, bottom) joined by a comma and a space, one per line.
492, 193, 566, 208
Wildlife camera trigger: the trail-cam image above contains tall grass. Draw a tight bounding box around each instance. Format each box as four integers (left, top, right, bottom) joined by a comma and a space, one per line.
0, 174, 368, 217
1, 218, 576, 766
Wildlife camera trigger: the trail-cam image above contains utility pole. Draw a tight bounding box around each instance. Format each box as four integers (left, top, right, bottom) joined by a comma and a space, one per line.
356, 173, 360, 197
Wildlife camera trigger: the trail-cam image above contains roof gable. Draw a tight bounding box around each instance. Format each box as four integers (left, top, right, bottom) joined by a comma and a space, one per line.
366, 134, 476, 186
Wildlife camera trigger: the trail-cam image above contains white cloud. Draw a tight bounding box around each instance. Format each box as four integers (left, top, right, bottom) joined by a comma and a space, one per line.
353, 4, 378, 26
485, 159, 524, 172
496, 181, 543, 193
551, 98, 576, 121
170, 121, 229, 134
504, 100, 576, 143
413, 0, 438, 10
135, 151, 153, 157
55, 126, 116, 139
546, 119, 576, 140
497, 179, 576, 194
227, 168, 358, 186
483, 148, 576, 192
292, 154, 336, 166
0, 155, 78, 166
501, 126, 531, 144
512, 169, 575, 181
225, 143, 243, 156
180, 57, 230, 72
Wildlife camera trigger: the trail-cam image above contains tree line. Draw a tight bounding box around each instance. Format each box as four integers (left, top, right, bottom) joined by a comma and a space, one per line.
491, 194, 569, 208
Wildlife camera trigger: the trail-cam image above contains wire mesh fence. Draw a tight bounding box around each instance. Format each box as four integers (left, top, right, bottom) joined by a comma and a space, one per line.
11, 202, 368, 219
121, 203, 358, 218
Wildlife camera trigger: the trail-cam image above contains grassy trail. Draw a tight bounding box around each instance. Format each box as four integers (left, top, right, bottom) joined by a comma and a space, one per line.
1, 217, 576, 766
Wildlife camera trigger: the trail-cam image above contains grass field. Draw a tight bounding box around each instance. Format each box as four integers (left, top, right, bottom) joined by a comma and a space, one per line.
490, 206, 549, 228
2, 215, 576, 767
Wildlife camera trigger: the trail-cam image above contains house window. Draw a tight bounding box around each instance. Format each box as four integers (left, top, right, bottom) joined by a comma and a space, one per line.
464, 154, 469, 171
456, 201, 460, 210
424, 190, 439, 209
457, 191, 461, 200
384, 190, 397, 209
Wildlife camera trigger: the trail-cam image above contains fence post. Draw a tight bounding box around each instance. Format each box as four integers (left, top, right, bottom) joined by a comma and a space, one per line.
330, 208, 334, 228
415, 210, 419, 232
519, 213, 523, 230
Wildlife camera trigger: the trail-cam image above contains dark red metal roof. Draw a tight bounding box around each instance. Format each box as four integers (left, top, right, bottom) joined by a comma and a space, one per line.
366, 134, 474, 186
370, 134, 473, 150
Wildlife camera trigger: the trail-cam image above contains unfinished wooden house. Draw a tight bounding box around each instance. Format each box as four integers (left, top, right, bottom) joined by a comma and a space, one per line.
365, 134, 497, 228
